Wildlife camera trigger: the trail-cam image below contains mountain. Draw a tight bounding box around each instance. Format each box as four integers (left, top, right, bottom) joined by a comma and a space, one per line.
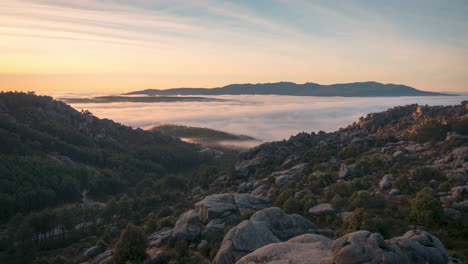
126, 81, 452, 97
149, 124, 260, 149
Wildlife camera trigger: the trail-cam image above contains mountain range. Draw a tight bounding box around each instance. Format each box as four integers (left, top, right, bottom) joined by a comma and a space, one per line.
126, 81, 451, 97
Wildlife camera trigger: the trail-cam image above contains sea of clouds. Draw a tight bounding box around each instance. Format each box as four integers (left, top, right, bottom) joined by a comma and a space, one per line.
51, 93, 467, 142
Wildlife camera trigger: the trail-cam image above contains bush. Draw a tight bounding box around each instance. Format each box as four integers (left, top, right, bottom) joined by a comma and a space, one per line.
410, 120, 449, 143
411, 188, 443, 227
114, 223, 147, 263
393, 175, 413, 194
412, 167, 445, 182
342, 208, 388, 236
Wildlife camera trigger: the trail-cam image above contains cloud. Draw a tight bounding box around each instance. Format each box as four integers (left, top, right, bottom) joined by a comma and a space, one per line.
60, 94, 468, 142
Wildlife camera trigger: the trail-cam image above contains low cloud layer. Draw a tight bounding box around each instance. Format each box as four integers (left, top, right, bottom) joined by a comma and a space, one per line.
63, 94, 467, 142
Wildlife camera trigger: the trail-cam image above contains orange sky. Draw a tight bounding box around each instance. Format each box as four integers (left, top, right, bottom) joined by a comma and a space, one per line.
1, 0, 467, 93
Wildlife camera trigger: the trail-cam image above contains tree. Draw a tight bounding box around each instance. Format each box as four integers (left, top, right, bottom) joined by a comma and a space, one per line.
411, 188, 443, 227
114, 223, 147, 263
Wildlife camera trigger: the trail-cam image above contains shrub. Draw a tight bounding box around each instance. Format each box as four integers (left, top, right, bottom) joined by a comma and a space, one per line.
393, 175, 413, 194
410, 188, 443, 227
410, 120, 449, 143
114, 223, 147, 263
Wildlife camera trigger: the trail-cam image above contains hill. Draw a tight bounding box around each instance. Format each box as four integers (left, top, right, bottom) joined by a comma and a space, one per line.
1, 93, 467, 264
0, 92, 223, 246
149, 124, 260, 149
126, 81, 451, 97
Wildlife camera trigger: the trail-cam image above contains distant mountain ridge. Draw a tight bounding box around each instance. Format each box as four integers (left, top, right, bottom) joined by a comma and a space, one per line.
126, 81, 451, 97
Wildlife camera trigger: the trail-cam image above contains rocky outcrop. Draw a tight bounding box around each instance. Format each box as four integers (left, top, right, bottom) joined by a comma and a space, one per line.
308, 203, 336, 216
213, 220, 280, 264
236, 234, 333, 264
238, 230, 451, 264
83, 246, 102, 259
194, 193, 270, 225
379, 174, 394, 190
148, 193, 271, 250
338, 163, 352, 179
171, 209, 201, 241
201, 218, 225, 241
148, 227, 173, 248
91, 250, 113, 264
250, 207, 317, 240
213, 207, 317, 264
271, 163, 308, 186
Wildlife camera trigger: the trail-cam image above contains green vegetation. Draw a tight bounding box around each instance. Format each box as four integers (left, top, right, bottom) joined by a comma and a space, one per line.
114, 224, 147, 263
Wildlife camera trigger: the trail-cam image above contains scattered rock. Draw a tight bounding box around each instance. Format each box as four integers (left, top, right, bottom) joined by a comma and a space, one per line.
393, 150, 405, 160
148, 227, 173, 248
271, 163, 308, 186
83, 246, 102, 259
308, 203, 336, 216
251, 184, 268, 196
379, 174, 393, 190
201, 218, 225, 241
171, 209, 201, 241
250, 207, 317, 240
338, 163, 351, 179
339, 212, 353, 222
213, 220, 280, 264
195, 193, 270, 225
91, 250, 112, 264
453, 199, 468, 212
389, 189, 401, 196
197, 240, 209, 251
237, 234, 333, 264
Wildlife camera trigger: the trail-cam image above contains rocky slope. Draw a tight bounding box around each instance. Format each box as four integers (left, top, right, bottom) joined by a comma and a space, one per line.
3, 93, 467, 264
78, 101, 468, 264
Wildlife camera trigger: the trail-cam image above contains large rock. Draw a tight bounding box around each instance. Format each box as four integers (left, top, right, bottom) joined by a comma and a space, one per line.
234, 158, 261, 179
171, 209, 201, 241
308, 203, 336, 216
213, 207, 317, 264
379, 174, 393, 190
388, 230, 449, 264
251, 184, 269, 196
213, 220, 280, 264
194, 193, 270, 225
338, 163, 351, 179
271, 163, 308, 186
236, 234, 333, 264
91, 250, 113, 264
148, 227, 173, 248
201, 218, 225, 241
453, 199, 468, 212
250, 207, 317, 240
236, 230, 450, 264
83, 246, 102, 259
445, 168, 468, 183
332, 231, 407, 263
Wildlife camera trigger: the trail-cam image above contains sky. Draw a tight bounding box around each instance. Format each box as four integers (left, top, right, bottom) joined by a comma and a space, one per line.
0, 0, 467, 93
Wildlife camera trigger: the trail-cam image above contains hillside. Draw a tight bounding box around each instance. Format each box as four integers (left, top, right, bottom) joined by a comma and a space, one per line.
149, 124, 259, 149
0, 92, 232, 263
1, 94, 467, 264
126, 81, 451, 97
136, 101, 468, 263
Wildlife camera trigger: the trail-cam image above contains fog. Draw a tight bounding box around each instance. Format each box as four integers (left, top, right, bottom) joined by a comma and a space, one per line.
59, 94, 467, 142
